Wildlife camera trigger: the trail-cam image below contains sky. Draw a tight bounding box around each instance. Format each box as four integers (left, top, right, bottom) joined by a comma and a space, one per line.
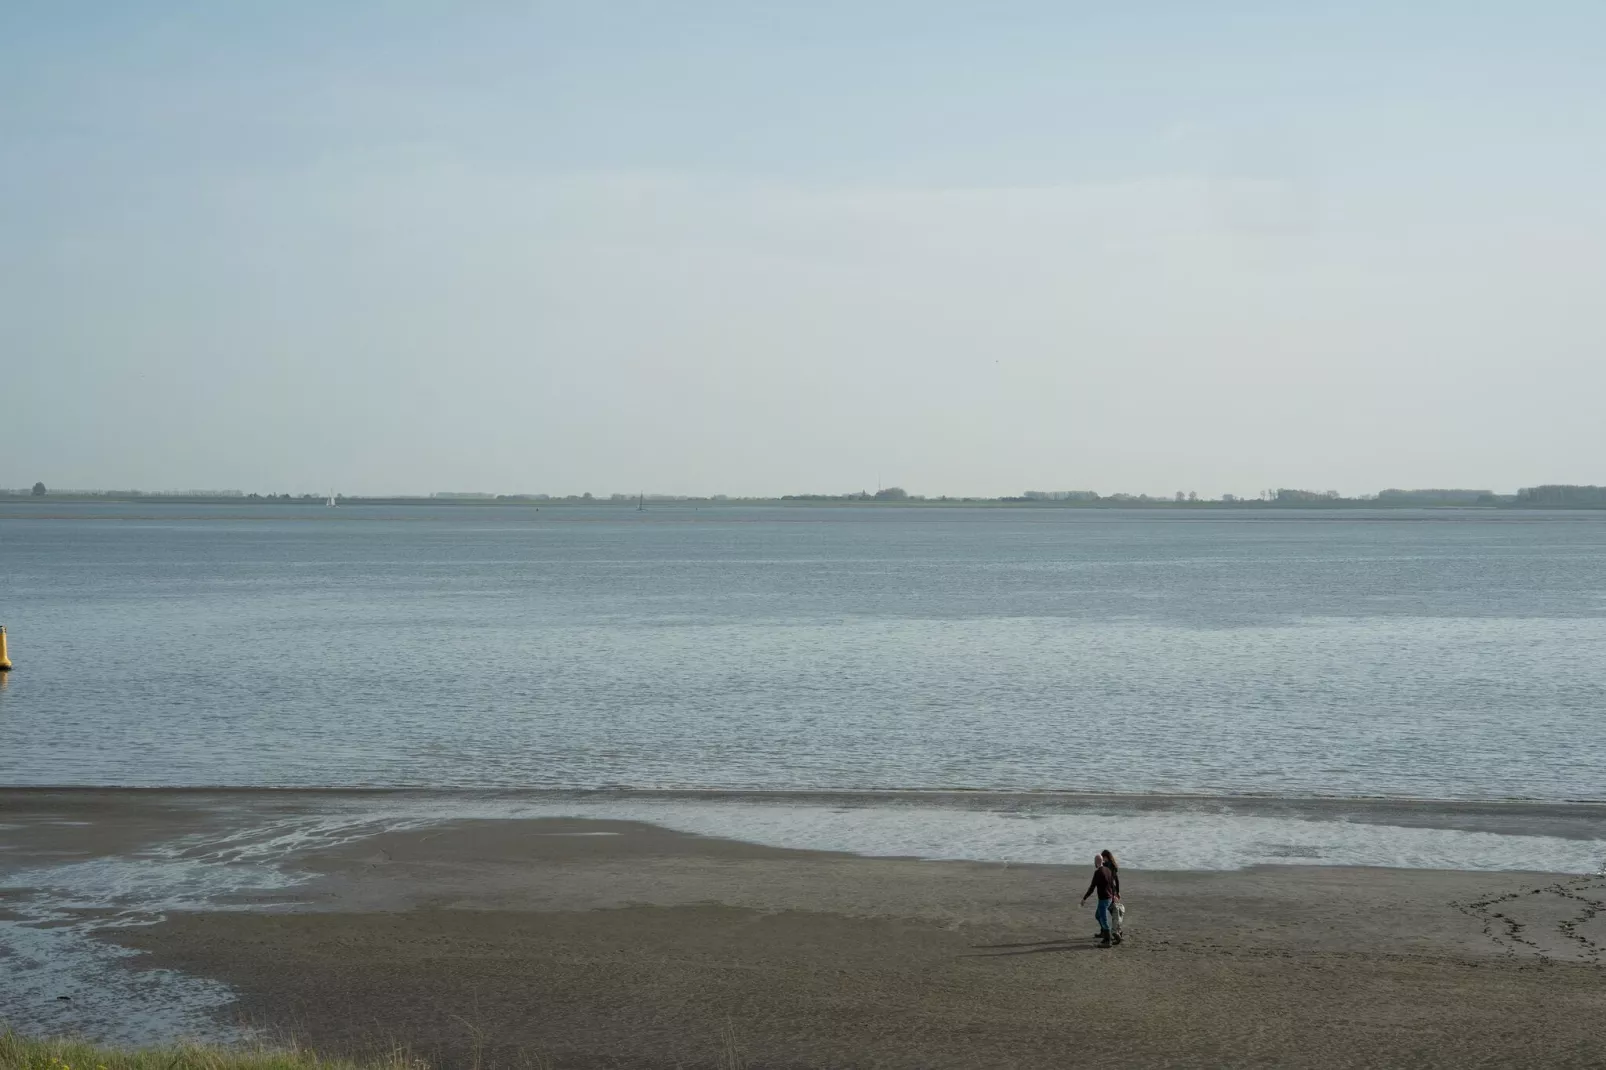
3, 2, 1604, 498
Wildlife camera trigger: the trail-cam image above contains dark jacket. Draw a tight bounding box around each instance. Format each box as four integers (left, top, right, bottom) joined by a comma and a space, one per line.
1085, 864, 1115, 901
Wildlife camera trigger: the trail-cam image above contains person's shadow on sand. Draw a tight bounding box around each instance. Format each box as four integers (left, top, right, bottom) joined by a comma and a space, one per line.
965, 940, 1106, 957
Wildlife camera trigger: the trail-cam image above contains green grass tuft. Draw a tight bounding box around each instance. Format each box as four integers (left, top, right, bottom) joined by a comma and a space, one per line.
0, 1026, 763, 1069
0, 1032, 429, 1070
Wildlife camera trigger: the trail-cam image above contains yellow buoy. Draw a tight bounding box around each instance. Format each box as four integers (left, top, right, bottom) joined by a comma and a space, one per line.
0, 625, 11, 671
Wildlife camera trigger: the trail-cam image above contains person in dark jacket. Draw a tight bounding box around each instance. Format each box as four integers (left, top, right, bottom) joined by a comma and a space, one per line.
1080, 854, 1118, 946
1101, 849, 1123, 941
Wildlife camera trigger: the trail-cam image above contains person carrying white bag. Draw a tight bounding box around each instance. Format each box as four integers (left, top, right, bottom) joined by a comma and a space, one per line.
1080, 853, 1122, 947
1102, 849, 1126, 942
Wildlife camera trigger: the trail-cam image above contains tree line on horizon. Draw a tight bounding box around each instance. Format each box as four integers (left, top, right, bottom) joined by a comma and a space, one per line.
6, 484, 1606, 508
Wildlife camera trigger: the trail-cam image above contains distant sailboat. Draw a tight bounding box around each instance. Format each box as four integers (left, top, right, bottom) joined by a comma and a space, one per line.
637, 493, 645, 512
327, 490, 337, 507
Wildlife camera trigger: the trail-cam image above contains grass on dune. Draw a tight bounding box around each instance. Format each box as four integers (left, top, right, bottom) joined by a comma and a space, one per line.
0, 1029, 752, 1070
0, 1034, 433, 1070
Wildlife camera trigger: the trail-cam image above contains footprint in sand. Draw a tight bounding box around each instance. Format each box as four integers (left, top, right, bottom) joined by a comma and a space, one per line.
1461, 875, 1606, 963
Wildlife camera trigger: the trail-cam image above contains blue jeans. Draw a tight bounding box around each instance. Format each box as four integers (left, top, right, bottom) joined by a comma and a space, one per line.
1095, 898, 1111, 933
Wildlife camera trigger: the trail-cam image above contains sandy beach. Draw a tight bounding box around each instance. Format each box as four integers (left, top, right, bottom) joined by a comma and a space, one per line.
3, 791, 1604, 1069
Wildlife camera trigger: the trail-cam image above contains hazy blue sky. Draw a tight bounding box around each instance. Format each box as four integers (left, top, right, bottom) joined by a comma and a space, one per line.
4, 2, 1604, 497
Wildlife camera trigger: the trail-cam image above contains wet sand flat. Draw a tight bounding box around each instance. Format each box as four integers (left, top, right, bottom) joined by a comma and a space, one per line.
77, 815, 1606, 1070
3, 793, 1605, 1067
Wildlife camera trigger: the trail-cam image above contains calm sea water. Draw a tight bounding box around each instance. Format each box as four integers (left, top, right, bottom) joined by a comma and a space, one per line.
1, 502, 1603, 800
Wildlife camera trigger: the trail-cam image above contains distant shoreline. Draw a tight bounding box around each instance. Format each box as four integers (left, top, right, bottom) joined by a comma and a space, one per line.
5, 493, 1606, 510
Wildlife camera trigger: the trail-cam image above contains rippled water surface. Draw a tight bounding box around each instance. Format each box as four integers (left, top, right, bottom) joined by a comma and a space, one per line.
2, 502, 1603, 799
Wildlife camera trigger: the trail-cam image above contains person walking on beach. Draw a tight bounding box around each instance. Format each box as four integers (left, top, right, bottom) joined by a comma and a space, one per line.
1101, 849, 1124, 941
1080, 853, 1119, 947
